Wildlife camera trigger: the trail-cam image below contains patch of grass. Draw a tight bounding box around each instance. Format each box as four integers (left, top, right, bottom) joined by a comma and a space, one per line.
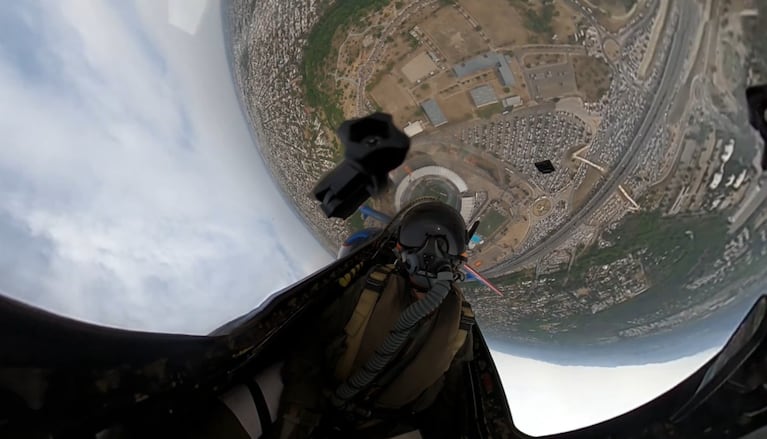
348, 210, 366, 231
572, 55, 611, 102
476, 102, 503, 119
685, 122, 712, 144
407, 33, 418, 49
523, 4, 555, 37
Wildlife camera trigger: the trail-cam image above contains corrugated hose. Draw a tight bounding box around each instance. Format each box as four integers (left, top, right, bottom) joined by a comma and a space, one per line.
330, 269, 454, 409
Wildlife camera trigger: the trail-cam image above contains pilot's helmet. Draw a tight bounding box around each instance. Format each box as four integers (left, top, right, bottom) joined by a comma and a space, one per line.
397, 201, 468, 280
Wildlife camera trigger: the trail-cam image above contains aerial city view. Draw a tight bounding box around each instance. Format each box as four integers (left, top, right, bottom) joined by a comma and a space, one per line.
227, 0, 766, 347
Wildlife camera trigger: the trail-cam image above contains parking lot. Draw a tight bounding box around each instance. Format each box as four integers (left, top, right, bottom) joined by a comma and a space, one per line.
458, 111, 592, 195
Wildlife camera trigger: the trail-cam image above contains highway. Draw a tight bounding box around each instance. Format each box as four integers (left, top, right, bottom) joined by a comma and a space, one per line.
485, 1, 697, 277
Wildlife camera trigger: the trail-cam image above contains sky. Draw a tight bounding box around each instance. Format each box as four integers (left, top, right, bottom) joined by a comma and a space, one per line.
485, 295, 748, 435
493, 347, 720, 436
0, 0, 332, 335
0, 0, 737, 436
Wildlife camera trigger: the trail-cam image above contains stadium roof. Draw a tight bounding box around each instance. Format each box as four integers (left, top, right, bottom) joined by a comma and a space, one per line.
421, 99, 447, 127
453, 52, 516, 86
470, 85, 498, 108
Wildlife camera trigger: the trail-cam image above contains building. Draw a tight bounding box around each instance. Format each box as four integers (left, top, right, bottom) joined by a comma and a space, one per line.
421, 99, 447, 127
453, 52, 516, 87
470, 85, 498, 108
403, 121, 424, 137
460, 195, 477, 223
503, 95, 522, 108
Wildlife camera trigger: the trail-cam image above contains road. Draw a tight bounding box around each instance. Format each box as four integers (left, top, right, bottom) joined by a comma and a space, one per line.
507, 45, 587, 57
485, 1, 697, 277
565, 0, 659, 40
620, 0, 664, 42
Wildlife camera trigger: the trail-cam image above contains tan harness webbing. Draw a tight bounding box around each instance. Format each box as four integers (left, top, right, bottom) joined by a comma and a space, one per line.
448, 300, 474, 361
335, 264, 395, 381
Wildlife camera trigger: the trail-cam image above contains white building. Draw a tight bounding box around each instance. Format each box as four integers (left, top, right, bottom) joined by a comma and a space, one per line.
403, 121, 424, 137
503, 95, 522, 108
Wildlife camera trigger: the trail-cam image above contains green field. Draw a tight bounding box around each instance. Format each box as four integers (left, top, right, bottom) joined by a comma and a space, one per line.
477, 209, 507, 238
569, 210, 728, 286
303, 0, 389, 131
409, 179, 461, 210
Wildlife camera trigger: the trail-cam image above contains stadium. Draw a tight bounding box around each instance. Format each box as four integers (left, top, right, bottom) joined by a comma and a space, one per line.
391, 155, 482, 224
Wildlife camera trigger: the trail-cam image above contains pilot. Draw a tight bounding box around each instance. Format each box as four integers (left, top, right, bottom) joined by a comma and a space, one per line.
274, 201, 475, 439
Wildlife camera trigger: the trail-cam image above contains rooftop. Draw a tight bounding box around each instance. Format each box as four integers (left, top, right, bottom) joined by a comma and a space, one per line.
470, 85, 498, 108
503, 95, 522, 107
453, 52, 516, 87
403, 121, 425, 137
421, 99, 447, 127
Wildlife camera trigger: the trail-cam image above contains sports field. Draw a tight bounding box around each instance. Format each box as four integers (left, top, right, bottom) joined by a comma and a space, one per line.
477, 208, 507, 238
408, 177, 462, 210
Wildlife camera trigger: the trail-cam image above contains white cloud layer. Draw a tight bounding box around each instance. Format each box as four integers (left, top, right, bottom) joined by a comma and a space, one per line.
0, 0, 331, 334
492, 347, 720, 436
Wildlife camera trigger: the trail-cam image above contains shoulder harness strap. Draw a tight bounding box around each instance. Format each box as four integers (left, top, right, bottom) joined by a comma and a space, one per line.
335, 264, 395, 381
448, 300, 475, 360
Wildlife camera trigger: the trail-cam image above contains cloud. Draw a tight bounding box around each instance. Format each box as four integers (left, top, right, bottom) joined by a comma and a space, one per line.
491, 347, 719, 436
0, 0, 331, 334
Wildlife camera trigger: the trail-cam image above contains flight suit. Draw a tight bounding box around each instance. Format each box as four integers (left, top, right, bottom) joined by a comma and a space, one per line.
275, 264, 473, 439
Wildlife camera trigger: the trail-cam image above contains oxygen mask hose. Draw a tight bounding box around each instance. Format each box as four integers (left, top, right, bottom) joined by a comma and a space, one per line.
331, 269, 454, 409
